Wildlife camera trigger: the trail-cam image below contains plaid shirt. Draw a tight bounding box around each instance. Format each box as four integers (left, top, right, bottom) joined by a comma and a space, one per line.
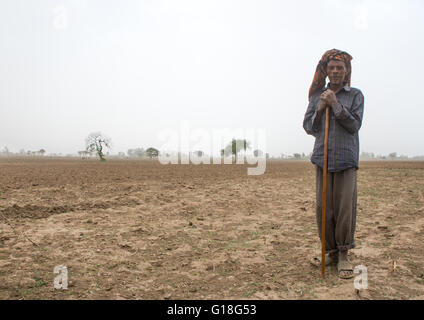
303, 83, 364, 172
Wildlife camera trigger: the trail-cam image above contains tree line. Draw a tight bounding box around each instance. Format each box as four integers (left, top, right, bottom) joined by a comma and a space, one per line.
1, 132, 422, 161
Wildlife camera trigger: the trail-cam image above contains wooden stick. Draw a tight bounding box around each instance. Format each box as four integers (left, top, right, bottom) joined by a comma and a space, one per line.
321, 106, 330, 278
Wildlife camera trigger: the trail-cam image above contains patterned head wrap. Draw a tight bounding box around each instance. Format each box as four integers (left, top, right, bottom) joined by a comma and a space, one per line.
308, 49, 353, 99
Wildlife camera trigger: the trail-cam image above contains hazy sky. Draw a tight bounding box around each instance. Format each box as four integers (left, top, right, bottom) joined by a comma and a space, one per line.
1, 0, 423, 156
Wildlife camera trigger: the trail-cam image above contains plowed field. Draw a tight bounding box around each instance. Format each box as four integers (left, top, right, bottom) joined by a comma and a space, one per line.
1, 158, 423, 299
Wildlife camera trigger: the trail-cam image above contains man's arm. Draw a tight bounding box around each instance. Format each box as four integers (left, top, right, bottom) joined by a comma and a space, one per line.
303, 96, 326, 137
331, 91, 364, 134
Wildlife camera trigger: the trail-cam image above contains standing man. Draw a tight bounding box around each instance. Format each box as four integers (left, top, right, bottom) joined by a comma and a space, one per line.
303, 49, 364, 279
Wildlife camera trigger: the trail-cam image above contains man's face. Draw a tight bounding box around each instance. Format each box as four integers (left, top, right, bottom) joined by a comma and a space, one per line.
327, 60, 346, 85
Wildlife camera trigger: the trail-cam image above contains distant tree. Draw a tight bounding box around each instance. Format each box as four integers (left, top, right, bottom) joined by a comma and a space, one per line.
293, 153, 301, 160
85, 132, 111, 161
1, 147, 10, 156
145, 147, 159, 159
39, 149, 46, 156
388, 152, 397, 159
194, 150, 204, 157
253, 149, 263, 157
118, 152, 126, 158
78, 150, 91, 159
127, 148, 145, 158
221, 139, 250, 162
360, 152, 375, 160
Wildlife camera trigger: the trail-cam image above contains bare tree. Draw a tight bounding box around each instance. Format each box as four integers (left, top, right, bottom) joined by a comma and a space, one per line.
85, 132, 111, 161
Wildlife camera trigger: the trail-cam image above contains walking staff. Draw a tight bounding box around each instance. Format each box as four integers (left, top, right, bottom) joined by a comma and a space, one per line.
321, 102, 330, 277
303, 49, 365, 279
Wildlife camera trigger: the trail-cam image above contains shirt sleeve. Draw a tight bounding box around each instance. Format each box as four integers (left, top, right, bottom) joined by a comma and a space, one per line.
303, 96, 321, 138
332, 91, 364, 134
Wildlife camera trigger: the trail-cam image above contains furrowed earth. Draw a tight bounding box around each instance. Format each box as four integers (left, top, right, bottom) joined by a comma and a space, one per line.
0, 158, 423, 300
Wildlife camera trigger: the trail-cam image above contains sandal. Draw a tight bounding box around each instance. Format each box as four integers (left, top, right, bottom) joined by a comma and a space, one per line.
337, 260, 354, 279
310, 254, 338, 267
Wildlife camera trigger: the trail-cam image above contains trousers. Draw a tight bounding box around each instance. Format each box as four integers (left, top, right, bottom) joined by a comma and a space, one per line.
315, 165, 357, 253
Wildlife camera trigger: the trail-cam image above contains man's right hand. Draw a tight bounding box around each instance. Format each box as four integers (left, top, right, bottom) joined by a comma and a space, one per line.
317, 100, 327, 113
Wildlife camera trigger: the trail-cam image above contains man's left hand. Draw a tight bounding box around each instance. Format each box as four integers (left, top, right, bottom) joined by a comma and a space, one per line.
320, 89, 338, 107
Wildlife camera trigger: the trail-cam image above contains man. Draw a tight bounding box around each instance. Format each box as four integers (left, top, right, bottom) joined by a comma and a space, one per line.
303, 49, 364, 279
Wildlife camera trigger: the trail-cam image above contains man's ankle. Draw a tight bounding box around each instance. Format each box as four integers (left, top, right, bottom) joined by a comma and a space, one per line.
338, 250, 348, 260
328, 251, 338, 258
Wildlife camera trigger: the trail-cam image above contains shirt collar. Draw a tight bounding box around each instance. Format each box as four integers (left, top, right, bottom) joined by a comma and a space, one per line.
324, 82, 350, 92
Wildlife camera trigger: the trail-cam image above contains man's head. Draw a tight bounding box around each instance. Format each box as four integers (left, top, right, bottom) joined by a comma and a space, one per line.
308, 49, 352, 99
326, 60, 347, 86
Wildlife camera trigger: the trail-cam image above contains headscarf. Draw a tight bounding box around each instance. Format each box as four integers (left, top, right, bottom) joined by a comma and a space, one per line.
308, 49, 353, 99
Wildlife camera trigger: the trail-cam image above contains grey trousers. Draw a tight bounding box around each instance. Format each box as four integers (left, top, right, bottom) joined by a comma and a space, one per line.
315, 165, 357, 254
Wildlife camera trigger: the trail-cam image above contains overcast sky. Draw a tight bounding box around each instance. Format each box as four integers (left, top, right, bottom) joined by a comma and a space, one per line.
1, 0, 423, 156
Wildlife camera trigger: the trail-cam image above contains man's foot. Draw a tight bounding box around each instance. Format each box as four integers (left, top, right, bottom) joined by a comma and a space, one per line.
337, 250, 354, 279
337, 260, 354, 279
310, 253, 338, 267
